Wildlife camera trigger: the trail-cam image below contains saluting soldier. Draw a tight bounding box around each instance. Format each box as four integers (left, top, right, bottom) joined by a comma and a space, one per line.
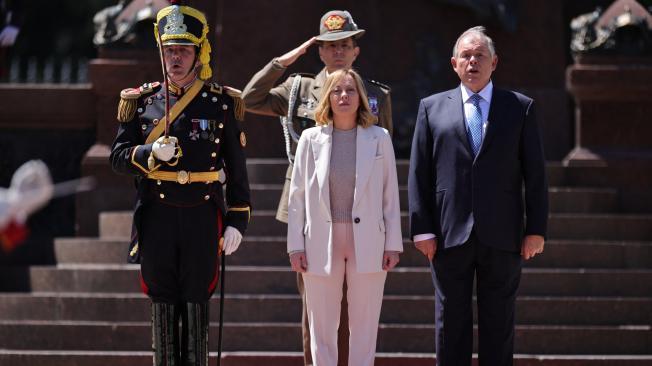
242, 10, 392, 366
109, 3, 250, 365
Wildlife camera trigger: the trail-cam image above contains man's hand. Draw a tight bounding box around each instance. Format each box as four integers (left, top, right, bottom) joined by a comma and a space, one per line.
415, 238, 437, 261
222, 226, 243, 255
382, 251, 400, 271
289, 251, 308, 273
152, 136, 178, 162
277, 37, 317, 67
521, 235, 545, 260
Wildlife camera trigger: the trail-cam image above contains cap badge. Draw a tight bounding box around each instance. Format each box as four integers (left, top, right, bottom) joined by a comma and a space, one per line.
164, 7, 187, 35
324, 15, 346, 31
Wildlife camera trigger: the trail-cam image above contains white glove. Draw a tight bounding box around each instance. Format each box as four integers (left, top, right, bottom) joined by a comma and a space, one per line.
222, 226, 242, 255
8, 160, 53, 224
0, 26, 19, 47
152, 136, 178, 162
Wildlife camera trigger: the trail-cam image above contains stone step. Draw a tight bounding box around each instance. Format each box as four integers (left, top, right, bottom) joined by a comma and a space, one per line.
250, 185, 618, 213
0, 320, 649, 354
0, 293, 649, 326
548, 214, 652, 241
548, 187, 617, 213
2, 350, 651, 366
54, 237, 652, 269
99, 211, 652, 241
1, 265, 650, 296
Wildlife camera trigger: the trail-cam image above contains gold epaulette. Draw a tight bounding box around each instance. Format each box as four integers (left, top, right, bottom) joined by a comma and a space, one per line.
117, 82, 161, 122
224, 86, 245, 122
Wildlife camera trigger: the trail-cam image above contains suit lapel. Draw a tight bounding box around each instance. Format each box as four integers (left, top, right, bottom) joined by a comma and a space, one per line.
353, 126, 377, 209
477, 88, 502, 157
448, 88, 473, 156
311, 124, 332, 214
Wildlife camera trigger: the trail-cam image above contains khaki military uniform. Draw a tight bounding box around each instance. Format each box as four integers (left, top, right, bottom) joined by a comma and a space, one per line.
242, 57, 392, 366
242, 58, 392, 223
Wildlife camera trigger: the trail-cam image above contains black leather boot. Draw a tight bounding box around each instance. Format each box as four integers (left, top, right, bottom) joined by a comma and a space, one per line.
152, 302, 180, 366
181, 302, 209, 366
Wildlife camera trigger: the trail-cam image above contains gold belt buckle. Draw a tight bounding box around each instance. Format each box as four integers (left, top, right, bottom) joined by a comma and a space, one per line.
177, 170, 189, 184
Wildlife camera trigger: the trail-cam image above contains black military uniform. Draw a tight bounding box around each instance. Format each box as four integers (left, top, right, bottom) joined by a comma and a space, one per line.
109, 4, 250, 366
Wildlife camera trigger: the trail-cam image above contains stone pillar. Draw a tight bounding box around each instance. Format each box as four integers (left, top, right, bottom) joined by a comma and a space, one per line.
564, 56, 652, 166
564, 0, 652, 166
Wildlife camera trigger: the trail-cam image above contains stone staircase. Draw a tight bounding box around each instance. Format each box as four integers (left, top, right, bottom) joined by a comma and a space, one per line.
0, 159, 651, 366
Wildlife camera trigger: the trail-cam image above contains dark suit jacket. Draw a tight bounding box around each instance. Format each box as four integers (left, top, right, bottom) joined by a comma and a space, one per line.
408, 85, 548, 252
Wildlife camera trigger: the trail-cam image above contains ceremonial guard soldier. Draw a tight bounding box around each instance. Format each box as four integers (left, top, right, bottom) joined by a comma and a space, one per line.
242, 10, 392, 366
109, 3, 250, 365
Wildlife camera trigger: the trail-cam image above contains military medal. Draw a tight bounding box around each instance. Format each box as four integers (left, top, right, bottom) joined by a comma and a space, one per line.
368, 96, 379, 116
197, 119, 209, 139
190, 119, 200, 141
208, 120, 216, 141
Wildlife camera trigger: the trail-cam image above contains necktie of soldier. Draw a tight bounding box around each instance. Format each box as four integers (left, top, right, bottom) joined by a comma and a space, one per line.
467, 93, 483, 156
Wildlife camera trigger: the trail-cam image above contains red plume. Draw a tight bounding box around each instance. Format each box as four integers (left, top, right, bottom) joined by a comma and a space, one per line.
169, 0, 181, 5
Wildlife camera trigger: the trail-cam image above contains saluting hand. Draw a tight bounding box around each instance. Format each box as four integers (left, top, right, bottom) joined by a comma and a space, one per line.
277, 37, 317, 67
289, 251, 308, 273
521, 235, 545, 260
415, 238, 437, 261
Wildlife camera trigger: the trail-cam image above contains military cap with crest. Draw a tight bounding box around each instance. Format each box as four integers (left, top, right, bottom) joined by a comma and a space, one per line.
154, 4, 212, 80
315, 10, 365, 42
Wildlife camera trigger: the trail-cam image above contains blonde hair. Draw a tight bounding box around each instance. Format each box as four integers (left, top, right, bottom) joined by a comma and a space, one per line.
314, 69, 378, 128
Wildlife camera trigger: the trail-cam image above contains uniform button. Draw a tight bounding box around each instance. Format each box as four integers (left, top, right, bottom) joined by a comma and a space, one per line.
204, 195, 210, 200
153, 119, 159, 125
218, 123, 224, 129
212, 96, 218, 102
156, 180, 161, 185
222, 104, 228, 110
214, 138, 220, 144
159, 193, 165, 199
141, 124, 147, 130
211, 152, 217, 158
137, 107, 143, 113
202, 92, 208, 98
354, 217, 360, 224
209, 166, 215, 171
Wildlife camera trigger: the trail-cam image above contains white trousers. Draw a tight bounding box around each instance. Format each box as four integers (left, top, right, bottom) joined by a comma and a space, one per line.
302, 223, 387, 366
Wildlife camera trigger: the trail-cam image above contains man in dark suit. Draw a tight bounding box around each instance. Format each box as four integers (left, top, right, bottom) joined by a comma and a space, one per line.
408, 26, 548, 366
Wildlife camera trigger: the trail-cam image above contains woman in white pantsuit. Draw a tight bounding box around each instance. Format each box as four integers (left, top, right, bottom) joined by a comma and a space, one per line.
287, 69, 403, 366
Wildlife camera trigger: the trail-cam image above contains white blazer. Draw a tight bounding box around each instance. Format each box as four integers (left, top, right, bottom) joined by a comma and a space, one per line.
287, 123, 403, 275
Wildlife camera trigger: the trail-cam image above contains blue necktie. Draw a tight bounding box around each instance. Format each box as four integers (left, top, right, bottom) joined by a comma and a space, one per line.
467, 93, 483, 156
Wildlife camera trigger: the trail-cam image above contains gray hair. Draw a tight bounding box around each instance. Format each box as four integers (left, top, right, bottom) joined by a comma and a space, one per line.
452, 26, 496, 58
